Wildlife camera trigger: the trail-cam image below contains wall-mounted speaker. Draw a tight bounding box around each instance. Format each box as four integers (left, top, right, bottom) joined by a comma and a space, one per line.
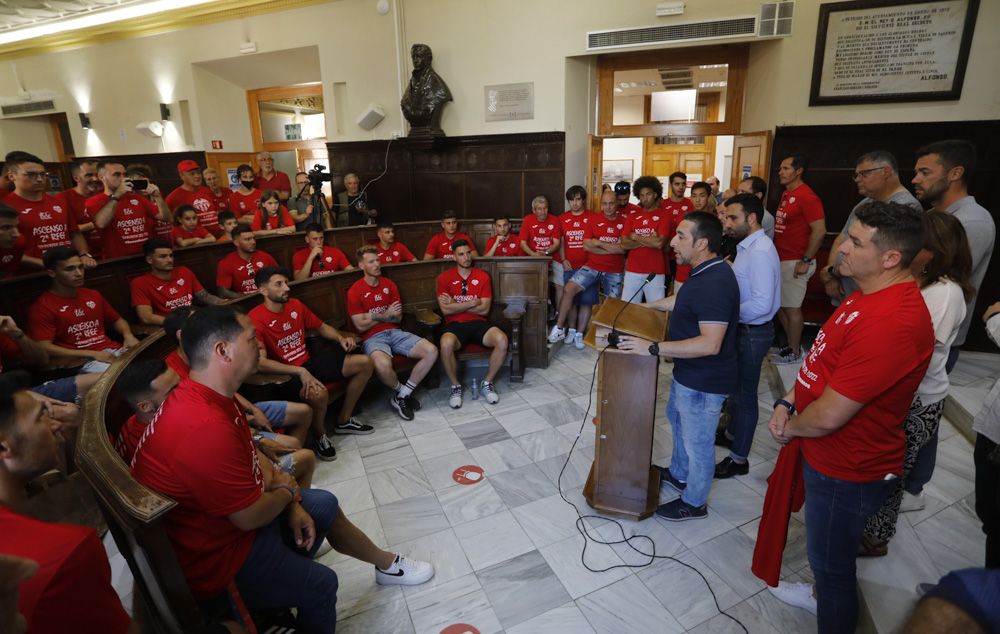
356, 104, 385, 131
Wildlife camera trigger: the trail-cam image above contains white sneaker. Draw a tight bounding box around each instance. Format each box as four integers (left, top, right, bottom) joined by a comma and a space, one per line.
548, 325, 566, 344
900, 491, 926, 513
481, 380, 499, 404
767, 581, 817, 615
376, 554, 435, 586
565, 328, 577, 344
448, 385, 463, 409
574, 331, 585, 349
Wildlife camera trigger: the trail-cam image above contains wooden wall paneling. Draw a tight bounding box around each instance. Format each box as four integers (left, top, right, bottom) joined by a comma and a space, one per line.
464, 171, 522, 218
771, 120, 1000, 352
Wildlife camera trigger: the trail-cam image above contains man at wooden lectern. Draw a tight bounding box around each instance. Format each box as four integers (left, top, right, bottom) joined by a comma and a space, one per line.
617, 211, 739, 521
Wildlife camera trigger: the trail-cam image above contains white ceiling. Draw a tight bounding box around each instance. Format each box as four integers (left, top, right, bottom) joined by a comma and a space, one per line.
0, 0, 145, 31
195, 45, 323, 90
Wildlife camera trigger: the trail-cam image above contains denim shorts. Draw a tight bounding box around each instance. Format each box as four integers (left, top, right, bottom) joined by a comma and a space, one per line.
254, 400, 288, 430
568, 266, 623, 303
31, 377, 79, 404
363, 328, 424, 358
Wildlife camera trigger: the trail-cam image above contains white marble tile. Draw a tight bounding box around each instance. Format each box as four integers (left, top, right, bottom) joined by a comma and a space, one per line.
535, 449, 593, 489
479, 391, 535, 417
469, 438, 534, 475
923, 457, 976, 505
535, 399, 589, 427
515, 427, 574, 462
512, 493, 588, 549
538, 533, 630, 599
555, 421, 596, 448
707, 478, 765, 526
685, 594, 786, 634
419, 449, 478, 491
495, 408, 553, 437
738, 459, 777, 498
408, 427, 466, 461
332, 474, 376, 514
656, 505, 736, 550
358, 432, 418, 473
488, 463, 558, 508
505, 602, 595, 634
335, 595, 415, 634
934, 433, 975, 482
377, 493, 451, 545
692, 528, 767, 601
636, 550, 742, 629
389, 527, 473, 598
404, 573, 503, 634
324, 553, 403, 620
453, 417, 512, 449
590, 514, 686, 565
576, 574, 685, 633
454, 510, 536, 571
436, 480, 507, 526
312, 448, 366, 487
367, 463, 431, 506
738, 516, 809, 576
476, 549, 573, 629
516, 385, 568, 407
914, 500, 986, 575
398, 408, 451, 438
441, 400, 492, 426
355, 420, 405, 448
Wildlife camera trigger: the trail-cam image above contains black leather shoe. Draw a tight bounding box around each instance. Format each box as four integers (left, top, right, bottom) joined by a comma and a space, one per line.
714, 457, 749, 479
657, 466, 687, 491
714, 428, 733, 448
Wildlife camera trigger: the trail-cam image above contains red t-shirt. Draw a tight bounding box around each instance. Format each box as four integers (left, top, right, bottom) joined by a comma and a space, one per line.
28, 288, 122, 351
230, 190, 262, 219
372, 240, 417, 264
249, 298, 324, 366
0, 332, 22, 372
130, 266, 205, 316
774, 183, 825, 261
347, 276, 401, 340
164, 349, 190, 379
437, 267, 492, 324
292, 245, 351, 278
86, 192, 160, 259
425, 232, 475, 260
165, 186, 220, 236
131, 379, 264, 599
6, 192, 79, 259
0, 506, 131, 634
661, 198, 692, 282
520, 214, 561, 260
616, 202, 643, 218
58, 188, 102, 258
255, 170, 291, 194
216, 250, 278, 294
797, 282, 933, 481
0, 238, 24, 277
250, 208, 294, 231
584, 214, 627, 273
114, 414, 145, 464
210, 188, 232, 214
559, 210, 597, 269
485, 233, 523, 257
623, 209, 670, 275
172, 224, 211, 245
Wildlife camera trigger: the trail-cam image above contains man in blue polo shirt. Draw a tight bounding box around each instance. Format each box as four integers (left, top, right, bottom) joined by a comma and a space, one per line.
714, 193, 781, 478
618, 211, 739, 520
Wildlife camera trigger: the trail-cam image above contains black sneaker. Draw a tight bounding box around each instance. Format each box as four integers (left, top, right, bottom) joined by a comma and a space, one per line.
404, 394, 421, 411
316, 434, 338, 461
655, 497, 707, 521
714, 428, 733, 448
714, 457, 749, 479
657, 466, 687, 491
390, 395, 414, 421
334, 417, 375, 435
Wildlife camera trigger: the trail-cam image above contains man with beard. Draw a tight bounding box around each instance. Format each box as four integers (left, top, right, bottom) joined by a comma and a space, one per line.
130, 239, 224, 325
619, 176, 670, 303
713, 193, 780, 478
57, 159, 102, 258
166, 159, 221, 237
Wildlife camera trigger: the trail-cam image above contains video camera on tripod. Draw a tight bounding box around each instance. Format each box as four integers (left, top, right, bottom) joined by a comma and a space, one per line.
306, 164, 332, 190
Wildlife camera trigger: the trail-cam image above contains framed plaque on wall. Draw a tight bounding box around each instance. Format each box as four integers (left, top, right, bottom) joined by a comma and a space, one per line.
809, 0, 980, 105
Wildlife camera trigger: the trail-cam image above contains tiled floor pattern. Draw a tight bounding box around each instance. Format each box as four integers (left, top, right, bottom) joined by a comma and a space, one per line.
104, 345, 991, 633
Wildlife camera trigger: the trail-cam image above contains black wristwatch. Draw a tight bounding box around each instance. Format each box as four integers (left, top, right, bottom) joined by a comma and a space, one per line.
648, 342, 660, 356
774, 398, 796, 415
801, 256, 814, 264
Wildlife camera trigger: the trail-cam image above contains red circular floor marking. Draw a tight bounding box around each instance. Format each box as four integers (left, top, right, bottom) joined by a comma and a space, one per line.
440, 625, 480, 634
452, 464, 485, 485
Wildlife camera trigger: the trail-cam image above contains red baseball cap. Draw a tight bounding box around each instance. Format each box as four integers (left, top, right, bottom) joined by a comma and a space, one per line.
177, 159, 201, 173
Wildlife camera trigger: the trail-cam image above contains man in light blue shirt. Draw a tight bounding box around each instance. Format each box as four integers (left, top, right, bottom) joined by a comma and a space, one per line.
714, 193, 781, 478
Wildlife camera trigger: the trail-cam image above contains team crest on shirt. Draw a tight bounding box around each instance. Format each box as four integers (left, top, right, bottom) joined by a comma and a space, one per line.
169, 287, 178, 295
392, 250, 399, 257
193, 199, 211, 212
653, 216, 659, 221
383, 287, 389, 294
573, 222, 580, 227
789, 197, 796, 203
282, 322, 291, 331
290, 311, 298, 319
471, 279, 480, 286
130, 198, 140, 206
86, 300, 96, 309
325, 257, 332, 263
177, 278, 185, 286
39, 212, 52, 220
53, 205, 63, 213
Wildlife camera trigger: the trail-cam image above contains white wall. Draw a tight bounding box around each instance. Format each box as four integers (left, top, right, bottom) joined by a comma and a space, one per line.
0, 115, 58, 160
602, 137, 643, 203
713, 135, 734, 188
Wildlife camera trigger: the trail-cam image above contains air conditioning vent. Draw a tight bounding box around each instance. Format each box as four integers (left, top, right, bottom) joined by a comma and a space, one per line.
587, 17, 757, 51
1, 100, 55, 116
759, 1, 794, 38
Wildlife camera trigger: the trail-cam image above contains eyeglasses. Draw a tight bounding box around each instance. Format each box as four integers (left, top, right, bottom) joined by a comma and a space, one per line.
852, 166, 885, 180
20, 171, 49, 180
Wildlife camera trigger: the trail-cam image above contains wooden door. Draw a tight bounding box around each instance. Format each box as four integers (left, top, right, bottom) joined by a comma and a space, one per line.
729, 130, 772, 189
586, 135, 603, 211
642, 137, 714, 184
206, 152, 256, 189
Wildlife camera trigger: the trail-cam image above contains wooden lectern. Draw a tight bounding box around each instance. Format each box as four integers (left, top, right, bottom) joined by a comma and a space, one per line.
582, 297, 668, 520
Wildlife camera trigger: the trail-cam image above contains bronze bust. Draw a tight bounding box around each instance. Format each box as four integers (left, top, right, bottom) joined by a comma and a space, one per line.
400, 43, 452, 138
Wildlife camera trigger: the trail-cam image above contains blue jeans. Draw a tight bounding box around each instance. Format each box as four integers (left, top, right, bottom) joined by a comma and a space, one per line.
234, 489, 341, 633
803, 460, 895, 634
729, 323, 774, 461
667, 379, 727, 507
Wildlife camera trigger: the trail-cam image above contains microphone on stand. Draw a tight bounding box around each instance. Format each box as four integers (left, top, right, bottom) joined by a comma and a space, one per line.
606, 272, 657, 347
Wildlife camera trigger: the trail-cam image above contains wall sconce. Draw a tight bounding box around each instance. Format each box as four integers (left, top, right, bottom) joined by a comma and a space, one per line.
159, 103, 171, 121
79, 112, 91, 129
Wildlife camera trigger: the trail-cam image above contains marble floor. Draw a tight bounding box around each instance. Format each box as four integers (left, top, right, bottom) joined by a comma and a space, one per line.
103, 344, 992, 633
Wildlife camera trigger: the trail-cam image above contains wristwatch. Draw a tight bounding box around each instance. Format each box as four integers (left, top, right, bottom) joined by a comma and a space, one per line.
774, 398, 796, 415
648, 342, 660, 356
801, 256, 814, 264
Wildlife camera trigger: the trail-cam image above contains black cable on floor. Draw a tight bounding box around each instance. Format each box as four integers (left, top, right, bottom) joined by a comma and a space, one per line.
554, 342, 748, 633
